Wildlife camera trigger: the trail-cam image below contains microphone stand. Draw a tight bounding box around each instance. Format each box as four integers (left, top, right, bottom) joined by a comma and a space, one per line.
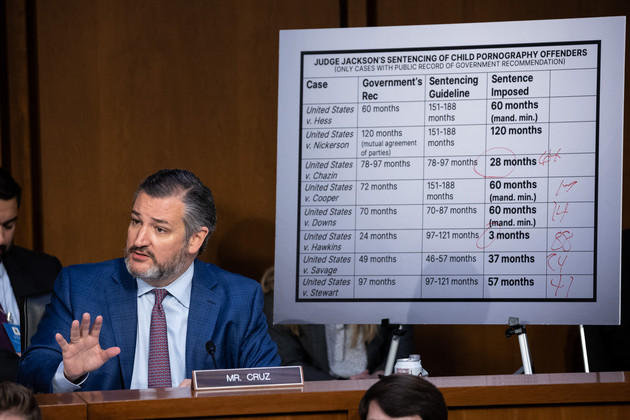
206, 340, 217, 369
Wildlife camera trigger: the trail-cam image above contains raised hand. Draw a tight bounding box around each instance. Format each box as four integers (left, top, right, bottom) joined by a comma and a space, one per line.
55, 313, 121, 382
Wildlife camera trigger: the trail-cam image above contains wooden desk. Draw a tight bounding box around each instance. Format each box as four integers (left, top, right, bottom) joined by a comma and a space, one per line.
37, 372, 630, 420
36, 392, 87, 420
437, 371, 630, 419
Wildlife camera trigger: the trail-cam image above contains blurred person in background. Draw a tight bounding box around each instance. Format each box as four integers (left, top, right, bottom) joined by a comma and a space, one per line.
0, 169, 61, 382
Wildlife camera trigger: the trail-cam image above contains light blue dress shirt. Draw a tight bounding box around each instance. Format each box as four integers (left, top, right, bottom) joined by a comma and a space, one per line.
130, 264, 192, 388
52, 263, 193, 392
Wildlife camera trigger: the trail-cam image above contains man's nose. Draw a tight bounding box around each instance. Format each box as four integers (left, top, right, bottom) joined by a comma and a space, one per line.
132, 226, 150, 247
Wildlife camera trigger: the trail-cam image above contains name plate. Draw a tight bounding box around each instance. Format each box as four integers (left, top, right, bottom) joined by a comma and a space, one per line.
192, 366, 303, 391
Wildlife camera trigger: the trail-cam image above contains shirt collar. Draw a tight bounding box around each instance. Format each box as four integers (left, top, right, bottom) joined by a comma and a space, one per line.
136, 262, 194, 309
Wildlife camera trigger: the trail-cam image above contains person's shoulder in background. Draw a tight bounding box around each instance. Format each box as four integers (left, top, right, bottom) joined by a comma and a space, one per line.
4, 245, 61, 297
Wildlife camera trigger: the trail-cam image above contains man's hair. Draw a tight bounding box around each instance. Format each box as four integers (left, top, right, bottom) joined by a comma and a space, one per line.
358, 374, 448, 420
0, 168, 22, 207
135, 169, 216, 255
0, 381, 42, 420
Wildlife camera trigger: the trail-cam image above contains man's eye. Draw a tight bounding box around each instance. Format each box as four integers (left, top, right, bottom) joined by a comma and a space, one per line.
2, 222, 15, 230
156, 227, 167, 233
131, 219, 141, 225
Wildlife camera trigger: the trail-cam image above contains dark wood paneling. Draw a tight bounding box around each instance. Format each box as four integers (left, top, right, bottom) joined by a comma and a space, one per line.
34, 0, 343, 278
3, 0, 36, 248
372, 0, 629, 25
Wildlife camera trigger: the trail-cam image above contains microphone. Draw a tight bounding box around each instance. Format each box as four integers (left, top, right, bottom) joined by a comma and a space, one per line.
205, 340, 217, 369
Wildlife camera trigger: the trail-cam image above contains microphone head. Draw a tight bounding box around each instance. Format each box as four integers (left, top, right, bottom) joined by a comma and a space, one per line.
205, 340, 216, 354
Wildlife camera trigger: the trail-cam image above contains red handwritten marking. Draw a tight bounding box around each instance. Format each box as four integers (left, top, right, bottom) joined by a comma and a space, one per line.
476, 222, 499, 250
566, 275, 575, 298
546, 252, 568, 272
550, 274, 574, 298
552, 201, 570, 223
555, 179, 578, 196
550, 230, 574, 252
539, 148, 562, 166
544, 150, 577, 298
473, 147, 516, 179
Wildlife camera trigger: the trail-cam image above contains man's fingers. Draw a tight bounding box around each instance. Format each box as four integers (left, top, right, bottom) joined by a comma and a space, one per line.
55, 332, 69, 349
69, 319, 82, 343
101, 347, 121, 363
79, 313, 91, 336
66, 314, 106, 346
89, 315, 104, 337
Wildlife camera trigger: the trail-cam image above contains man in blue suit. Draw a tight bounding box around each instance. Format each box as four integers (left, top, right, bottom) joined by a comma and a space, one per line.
18, 169, 280, 392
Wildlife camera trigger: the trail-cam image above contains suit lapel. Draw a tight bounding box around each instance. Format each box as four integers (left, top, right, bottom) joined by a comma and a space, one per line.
104, 262, 138, 389
186, 260, 221, 375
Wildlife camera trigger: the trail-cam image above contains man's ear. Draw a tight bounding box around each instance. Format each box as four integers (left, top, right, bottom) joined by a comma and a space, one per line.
188, 227, 209, 255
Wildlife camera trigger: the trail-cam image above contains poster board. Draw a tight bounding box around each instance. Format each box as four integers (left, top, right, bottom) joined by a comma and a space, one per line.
274, 17, 625, 325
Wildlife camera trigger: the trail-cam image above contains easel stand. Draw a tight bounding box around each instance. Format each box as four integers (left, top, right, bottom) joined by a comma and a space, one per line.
382, 319, 406, 376
579, 324, 590, 373
505, 317, 533, 375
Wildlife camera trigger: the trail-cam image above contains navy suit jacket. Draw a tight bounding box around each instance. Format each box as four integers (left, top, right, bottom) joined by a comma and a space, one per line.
18, 258, 280, 392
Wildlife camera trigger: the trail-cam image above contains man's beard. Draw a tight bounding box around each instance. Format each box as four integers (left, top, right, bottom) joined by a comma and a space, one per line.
124, 244, 189, 285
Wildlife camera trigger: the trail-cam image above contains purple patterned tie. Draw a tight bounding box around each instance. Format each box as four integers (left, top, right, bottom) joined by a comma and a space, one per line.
148, 288, 172, 388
